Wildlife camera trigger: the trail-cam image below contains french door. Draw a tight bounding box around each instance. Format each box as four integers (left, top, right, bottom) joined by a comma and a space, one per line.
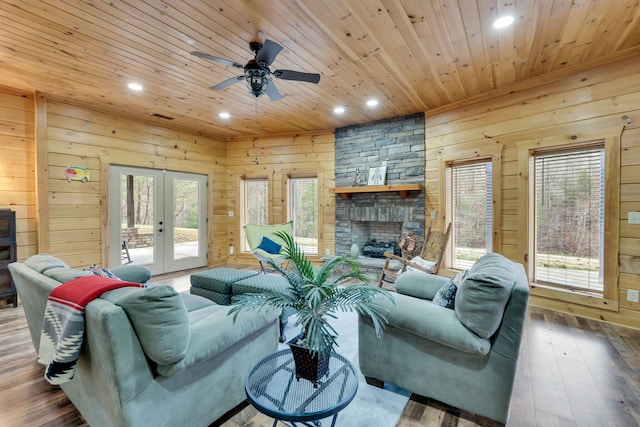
108, 166, 207, 275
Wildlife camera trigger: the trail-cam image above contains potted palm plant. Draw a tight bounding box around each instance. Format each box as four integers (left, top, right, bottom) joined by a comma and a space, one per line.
229, 231, 396, 386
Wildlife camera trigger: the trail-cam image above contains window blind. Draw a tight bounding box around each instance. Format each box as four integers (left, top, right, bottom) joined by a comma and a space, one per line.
451, 161, 492, 269
243, 179, 269, 226
241, 179, 269, 252
290, 177, 318, 255
534, 147, 604, 292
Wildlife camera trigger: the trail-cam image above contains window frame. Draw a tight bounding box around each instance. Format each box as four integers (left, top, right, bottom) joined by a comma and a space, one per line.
438, 145, 502, 272
516, 129, 621, 309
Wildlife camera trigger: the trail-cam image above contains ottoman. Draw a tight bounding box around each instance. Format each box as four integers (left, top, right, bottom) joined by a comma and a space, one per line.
190, 268, 260, 305
232, 273, 296, 342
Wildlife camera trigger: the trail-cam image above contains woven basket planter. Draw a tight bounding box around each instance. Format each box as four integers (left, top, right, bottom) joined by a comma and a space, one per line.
287, 333, 330, 387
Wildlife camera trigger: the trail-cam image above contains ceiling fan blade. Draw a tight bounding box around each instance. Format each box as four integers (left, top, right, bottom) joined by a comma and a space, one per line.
191, 51, 244, 69
265, 81, 283, 101
255, 39, 283, 67
273, 69, 321, 84
210, 75, 245, 90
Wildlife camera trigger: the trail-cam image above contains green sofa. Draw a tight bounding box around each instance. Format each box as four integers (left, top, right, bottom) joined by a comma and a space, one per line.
359, 253, 530, 425
9, 254, 280, 427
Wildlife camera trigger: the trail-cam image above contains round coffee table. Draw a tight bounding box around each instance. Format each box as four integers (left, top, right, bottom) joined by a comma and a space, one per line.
245, 349, 358, 427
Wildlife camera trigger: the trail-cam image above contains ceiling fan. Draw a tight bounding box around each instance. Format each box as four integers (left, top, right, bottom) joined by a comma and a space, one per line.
191, 39, 321, 101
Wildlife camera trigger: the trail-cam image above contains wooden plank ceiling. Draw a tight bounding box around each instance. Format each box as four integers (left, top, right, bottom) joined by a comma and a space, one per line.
1, 0, 640, 140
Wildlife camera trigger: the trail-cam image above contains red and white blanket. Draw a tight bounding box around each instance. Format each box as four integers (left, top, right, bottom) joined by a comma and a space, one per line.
38, 275, 144, 385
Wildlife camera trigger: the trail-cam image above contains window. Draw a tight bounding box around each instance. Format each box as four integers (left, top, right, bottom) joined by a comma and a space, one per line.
447, 160, 493, 269
241, 178, 268, 252
533, 146, 604, 292
288, 176, 318, 255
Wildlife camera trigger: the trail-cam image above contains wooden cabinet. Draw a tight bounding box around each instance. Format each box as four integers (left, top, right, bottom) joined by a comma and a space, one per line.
0, 209, 17, 307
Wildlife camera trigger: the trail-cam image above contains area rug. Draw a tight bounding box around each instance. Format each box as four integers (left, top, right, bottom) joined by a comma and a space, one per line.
277, 311, 410, 426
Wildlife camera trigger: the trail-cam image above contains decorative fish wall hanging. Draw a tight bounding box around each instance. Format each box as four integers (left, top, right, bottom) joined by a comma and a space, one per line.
64, 166, 90, 182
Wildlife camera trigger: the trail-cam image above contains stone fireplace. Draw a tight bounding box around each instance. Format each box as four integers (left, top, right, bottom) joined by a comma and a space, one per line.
334, 113, 426, 257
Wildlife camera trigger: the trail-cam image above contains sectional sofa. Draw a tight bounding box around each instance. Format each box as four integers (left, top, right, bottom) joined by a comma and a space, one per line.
9, 254, 279, 427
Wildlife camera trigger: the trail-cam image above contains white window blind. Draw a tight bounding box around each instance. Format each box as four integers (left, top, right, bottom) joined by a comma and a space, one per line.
534, 147, 604, 292
289, 176, 318, 255
450, 161, 492, 269
242, 179, 268, 251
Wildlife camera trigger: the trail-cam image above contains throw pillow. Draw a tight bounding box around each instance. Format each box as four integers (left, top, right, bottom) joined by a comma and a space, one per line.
257, 236, 282, 254
101, 285, 190, 365
405, 256, 436, 273
432, 280, 457, 309
432, 270, 467, 309
84, 265, 119, 279
454, 253, 516, 339
109, 264, 152, 283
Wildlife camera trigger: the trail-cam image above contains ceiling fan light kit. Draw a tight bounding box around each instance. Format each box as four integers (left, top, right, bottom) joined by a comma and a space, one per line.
192, 39, 320, 101
244, 62, 270, 98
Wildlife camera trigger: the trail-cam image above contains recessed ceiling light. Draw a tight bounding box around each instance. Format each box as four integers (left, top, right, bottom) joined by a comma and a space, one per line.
219, 112, 230, 119
493, 16, 514, 29
366, 99, 379, 107
333, 106, 345, 114
127, 82, 143, 91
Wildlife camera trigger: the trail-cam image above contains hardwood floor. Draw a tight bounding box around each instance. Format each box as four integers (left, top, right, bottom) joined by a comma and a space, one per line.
1, 267, 639, 427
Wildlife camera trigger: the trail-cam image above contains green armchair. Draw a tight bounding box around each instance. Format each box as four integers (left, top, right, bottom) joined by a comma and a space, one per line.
244, 221, 293, 273
359, 253, 530, 425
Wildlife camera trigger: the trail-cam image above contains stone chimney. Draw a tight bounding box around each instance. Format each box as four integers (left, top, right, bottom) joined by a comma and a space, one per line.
334, 113, 426, 256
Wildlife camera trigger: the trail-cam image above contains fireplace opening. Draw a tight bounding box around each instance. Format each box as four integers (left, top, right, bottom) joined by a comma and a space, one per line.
362, 239, 400, 258
344, 220, 422, 259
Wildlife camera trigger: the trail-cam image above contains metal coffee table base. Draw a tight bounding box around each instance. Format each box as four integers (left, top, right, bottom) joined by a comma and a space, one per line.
272, 418, 334, 427
272, 413, 339, 427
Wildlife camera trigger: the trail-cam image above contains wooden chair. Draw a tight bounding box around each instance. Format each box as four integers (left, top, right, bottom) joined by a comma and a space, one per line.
377, 228, 427, 289
377, 223, 452, 288
121, 239, 132, 264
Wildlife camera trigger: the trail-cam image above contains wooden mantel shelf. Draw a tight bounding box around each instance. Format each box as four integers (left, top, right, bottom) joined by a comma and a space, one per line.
329, 184, 423, 199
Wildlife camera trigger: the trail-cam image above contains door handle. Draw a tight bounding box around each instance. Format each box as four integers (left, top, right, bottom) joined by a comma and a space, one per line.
158, 228, 164, 233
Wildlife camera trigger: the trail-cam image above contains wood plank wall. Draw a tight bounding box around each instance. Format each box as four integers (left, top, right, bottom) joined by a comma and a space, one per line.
225, 132, 336, 264
425, 56, 640, 329
2, 55, 638, 328
0, 87, 36, 261
41, 101, 228, 268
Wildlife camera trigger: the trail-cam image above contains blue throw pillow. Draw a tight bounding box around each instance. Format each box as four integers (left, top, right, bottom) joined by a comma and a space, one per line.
432, 280, 457, 309
432, 270, 467, 309
257, 236, 282, 254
